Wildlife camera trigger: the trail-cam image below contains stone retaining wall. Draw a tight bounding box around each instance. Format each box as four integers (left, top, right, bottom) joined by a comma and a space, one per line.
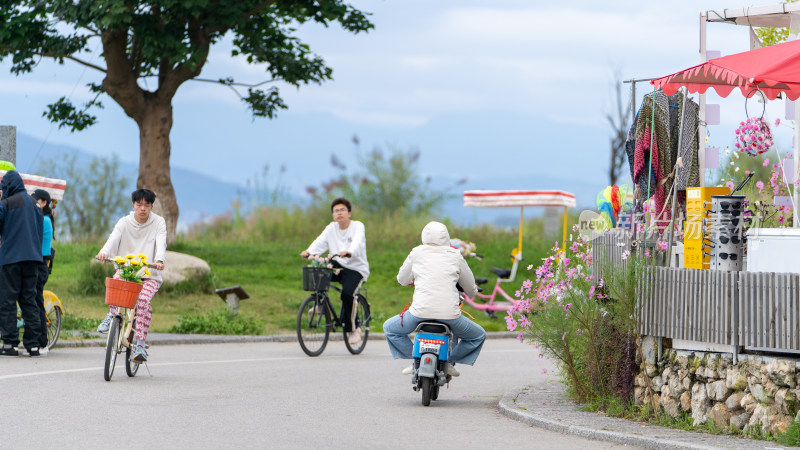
635, 343, 800, 435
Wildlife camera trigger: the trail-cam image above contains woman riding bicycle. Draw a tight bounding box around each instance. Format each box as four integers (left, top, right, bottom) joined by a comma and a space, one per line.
301, 197, 369, 345
383, 221, 486, 377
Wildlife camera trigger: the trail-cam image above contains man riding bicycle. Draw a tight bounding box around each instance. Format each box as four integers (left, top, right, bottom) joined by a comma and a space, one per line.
301, 198, 369, 345
96, 189, 166, 363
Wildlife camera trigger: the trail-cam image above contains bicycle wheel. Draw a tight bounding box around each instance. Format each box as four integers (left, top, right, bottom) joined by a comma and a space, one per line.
421, 377, 432, 406
103, 316, 121, 381
297, 294, 331, 357
125, 318, 139, 377
45, 305, 62, 350
344, 294, 370, 355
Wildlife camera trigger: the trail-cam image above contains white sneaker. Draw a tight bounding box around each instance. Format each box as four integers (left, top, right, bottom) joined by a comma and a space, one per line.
347, 328, 362, 345
446, 364, 460, 377
97, 313, 114, 333
39, 347, 49, 356
402, 364, 414, 375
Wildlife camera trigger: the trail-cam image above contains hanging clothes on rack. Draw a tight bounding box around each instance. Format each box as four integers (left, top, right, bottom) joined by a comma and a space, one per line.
626, 89, 700, 231
673, 94, 700, 192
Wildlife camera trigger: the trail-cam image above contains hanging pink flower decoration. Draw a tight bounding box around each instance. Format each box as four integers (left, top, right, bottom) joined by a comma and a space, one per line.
735, 117, 773, 156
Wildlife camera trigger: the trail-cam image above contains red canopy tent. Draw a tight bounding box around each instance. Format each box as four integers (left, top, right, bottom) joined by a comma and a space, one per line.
652, 38, 800, 101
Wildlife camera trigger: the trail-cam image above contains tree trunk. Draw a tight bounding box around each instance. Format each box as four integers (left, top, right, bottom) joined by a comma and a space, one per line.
137, 100, 179, 244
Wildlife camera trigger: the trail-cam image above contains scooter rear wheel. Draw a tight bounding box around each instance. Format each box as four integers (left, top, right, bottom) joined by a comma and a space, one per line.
431, 385, 439, 401
421, 377, 432, 406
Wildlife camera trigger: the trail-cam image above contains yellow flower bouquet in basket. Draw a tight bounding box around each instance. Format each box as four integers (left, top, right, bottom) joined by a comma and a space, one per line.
105, 254, 152, 309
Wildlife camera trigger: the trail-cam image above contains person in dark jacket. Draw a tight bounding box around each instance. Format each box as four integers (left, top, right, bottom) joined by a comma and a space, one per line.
0, 171, 44, 356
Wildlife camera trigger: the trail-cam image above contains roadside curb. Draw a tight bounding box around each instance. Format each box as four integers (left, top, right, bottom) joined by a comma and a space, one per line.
498, 384, 772, 450
56, 331, 518, 348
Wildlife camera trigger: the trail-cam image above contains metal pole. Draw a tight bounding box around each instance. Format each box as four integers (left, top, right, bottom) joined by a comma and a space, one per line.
630, 80, 638, 239
795, 100, 800, 227
699, 12, 708, 187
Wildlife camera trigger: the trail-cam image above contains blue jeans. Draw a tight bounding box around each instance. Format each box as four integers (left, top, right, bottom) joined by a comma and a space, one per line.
382, 312, 486, 365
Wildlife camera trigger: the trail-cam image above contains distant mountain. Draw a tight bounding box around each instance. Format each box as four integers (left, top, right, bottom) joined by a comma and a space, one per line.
13, 131, 608, 229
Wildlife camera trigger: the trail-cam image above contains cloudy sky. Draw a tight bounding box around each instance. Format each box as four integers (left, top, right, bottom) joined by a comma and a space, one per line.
0, 0, 795, 201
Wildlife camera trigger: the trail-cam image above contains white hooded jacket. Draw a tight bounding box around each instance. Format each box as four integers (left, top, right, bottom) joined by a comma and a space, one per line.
397, 222, 478, 320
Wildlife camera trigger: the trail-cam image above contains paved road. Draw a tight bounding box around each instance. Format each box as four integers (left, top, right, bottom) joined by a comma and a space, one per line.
1, 338, 636, 449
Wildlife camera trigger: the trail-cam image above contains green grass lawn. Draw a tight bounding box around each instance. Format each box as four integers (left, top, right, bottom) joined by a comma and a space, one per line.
47, 209, 574, 335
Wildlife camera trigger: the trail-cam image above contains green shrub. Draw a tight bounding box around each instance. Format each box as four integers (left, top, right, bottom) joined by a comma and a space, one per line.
61, 314, 102, 331
777, 420, 800, 446
73, 261, 115, 296
170, 309, 264, 335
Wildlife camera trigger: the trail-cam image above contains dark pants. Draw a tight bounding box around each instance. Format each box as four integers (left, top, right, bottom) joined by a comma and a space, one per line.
330, 261, 363, 333
36, 261, 51, 347
0, 261, 42, 348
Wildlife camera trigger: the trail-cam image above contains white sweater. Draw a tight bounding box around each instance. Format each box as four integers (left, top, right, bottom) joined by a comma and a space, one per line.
100, 212, 167, 282
306, 220, 369, 280
397, 221, 477, 320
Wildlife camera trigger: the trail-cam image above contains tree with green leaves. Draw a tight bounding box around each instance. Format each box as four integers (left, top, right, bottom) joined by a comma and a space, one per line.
0, 1, 372, 242
307, 138, 465, 218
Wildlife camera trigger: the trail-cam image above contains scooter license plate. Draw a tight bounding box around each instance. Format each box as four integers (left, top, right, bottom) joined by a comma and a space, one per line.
419, 343, 440, 354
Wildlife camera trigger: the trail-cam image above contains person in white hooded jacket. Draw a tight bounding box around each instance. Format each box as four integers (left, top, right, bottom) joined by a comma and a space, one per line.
383, 221, 486, 377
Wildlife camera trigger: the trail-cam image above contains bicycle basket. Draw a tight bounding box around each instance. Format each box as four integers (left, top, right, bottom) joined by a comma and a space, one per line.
302, 266, 332, 292
104, 278, 143, 308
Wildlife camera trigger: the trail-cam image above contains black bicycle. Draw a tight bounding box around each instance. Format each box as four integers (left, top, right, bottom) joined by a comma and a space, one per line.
296, 264, 371, 357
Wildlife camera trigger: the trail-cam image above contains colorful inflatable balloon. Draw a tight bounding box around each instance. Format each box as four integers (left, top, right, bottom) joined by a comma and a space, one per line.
596, 184, 633, 228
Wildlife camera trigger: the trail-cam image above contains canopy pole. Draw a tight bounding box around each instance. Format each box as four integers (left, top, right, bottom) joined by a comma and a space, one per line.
698, 11, 708, 187
795, 100, 800, 228
562, 205, 568, 253
518, 206, 524, 254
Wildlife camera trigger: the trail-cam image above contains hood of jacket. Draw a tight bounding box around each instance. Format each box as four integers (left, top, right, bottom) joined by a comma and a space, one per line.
124, 211, 156, 228
0, 170, 26, 198
421, 221, 450, 246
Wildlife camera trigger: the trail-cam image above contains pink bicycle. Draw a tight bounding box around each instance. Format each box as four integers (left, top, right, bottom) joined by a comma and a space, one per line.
460, 250, 523, 318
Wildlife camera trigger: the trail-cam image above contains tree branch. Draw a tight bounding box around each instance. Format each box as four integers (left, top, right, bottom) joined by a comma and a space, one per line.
0, 46, 107, 73
100, 29, 145, 119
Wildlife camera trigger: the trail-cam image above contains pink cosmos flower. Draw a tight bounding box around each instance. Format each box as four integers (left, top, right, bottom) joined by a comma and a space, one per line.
516, 332, 524, 343
726, 181, 735, 191
756, 181, 764, 193
505, 315, 517, 331
522, 279, 533, 290
542, 369, 548, 374
764, 158, 770, 166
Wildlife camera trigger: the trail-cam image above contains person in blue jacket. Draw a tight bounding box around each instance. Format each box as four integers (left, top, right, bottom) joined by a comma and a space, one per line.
0, 171, 44, 357
31, 189, 54, 350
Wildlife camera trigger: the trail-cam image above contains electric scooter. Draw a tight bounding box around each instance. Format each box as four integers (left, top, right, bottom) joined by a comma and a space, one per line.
410, 321, 455, 406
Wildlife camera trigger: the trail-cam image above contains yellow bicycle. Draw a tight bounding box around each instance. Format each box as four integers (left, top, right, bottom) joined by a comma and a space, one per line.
15, 290, 64, 350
